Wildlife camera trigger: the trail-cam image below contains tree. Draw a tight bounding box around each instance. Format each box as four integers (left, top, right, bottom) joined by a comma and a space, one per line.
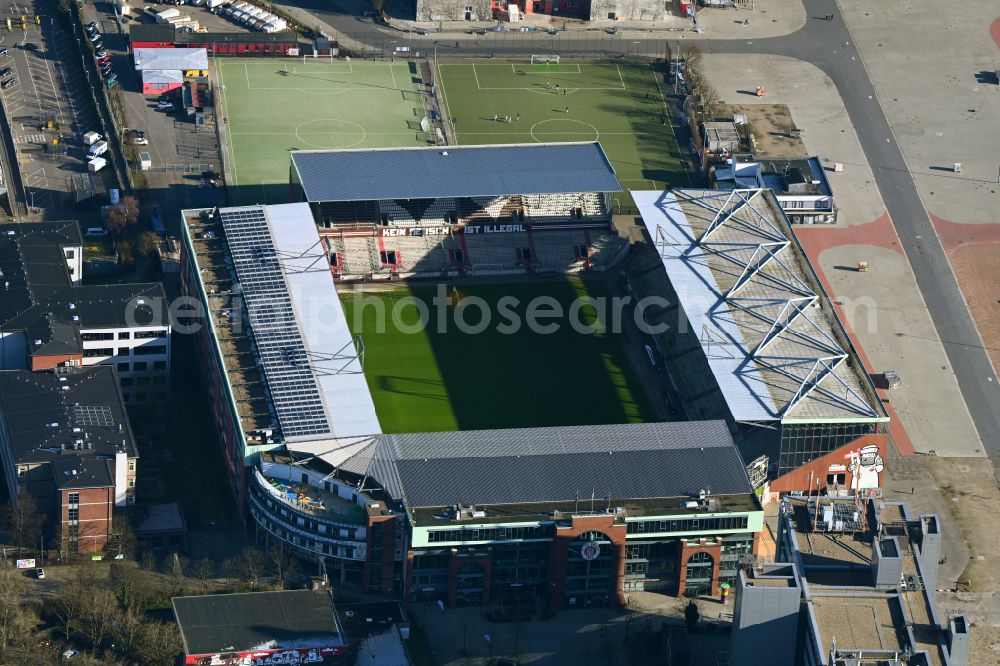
115, 241, 134, 268
0, 560, 38, 662
136, 620, 182, 666
190, 558, 215, 591
239, 547, 267, 591
139, 550, 157, 572
49, 567, 97, 640
137, 230, 159, 257
105, 197, 140, 238
81, 587, 118, 650
110, 606, 146, 661
684, 600, 700, 631
107, 516, 135, 559
121, 196, 140, 224
167, 552, 187, 597
221, 556, 240, 586
269, 542, 297, 588
1, 491, 44, 556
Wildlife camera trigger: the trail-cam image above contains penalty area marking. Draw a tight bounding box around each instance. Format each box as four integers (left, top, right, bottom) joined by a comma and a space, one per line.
529, 118, 600, 143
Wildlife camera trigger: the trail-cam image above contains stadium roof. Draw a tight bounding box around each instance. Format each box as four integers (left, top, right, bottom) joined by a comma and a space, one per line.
632, 188, 885, 424
297, 421, 753, 508
290, 142, 622, 202
213, 204, 381, 442
173, 590, 344, 656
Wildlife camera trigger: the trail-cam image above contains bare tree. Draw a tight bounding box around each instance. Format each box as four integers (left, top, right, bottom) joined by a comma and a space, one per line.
269, 542, 297, 588
0, 560, 38, 661
139, 551, 157, 572
49, 567, 96, 640
110, 605, 145, 661
239, 547, 267, 591
81, 588, 118, 650
221, 556, 240, 586
1, 491, 44, 556
107, 516, 135, 559
190, 558, 215, 591
167, 553, 188, 597
136, 620, 182, 666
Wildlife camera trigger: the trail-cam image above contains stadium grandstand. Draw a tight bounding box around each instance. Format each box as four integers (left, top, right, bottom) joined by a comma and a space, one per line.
629, 188, 889, 498
179, 202, 764, 607
288, 143, 629, 278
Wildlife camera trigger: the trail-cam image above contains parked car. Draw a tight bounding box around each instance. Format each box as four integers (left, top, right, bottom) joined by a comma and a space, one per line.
35, 568, 44, 579
23, 43, 38, 53
101, 66, 114, 77
95, 49, 108, 58
86, 21, 99, 31
155, 100, 174, 110
1, 78, 16, 89
129, 129, 148, 145
92, 39, 103, 51
85, 227, 107, 237
0, 67, 11, 78
0, 49, 8, 58
97, 55, 111, 65
87, 32, 101, 43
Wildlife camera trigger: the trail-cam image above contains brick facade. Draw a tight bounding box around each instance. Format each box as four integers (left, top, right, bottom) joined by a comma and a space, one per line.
677, 538, 722, 598
364, 514, 400, 594
61, 486, 114, 554
548, 515, 628, 610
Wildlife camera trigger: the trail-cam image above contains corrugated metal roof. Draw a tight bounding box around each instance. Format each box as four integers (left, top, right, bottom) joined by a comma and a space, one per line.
133, 48, 208, 71
290, 142, 622, 202
328, 421, 752, 508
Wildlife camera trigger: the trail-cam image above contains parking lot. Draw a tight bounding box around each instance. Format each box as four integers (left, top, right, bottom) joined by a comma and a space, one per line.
0, 0, 107, 220
80, 0, 231, 229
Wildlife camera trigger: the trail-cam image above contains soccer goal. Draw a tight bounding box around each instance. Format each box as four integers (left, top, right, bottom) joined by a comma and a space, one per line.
302, 52, 336, 63
530, 54, 560, 70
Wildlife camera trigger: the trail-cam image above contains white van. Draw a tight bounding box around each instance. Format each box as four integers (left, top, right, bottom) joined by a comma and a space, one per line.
83, 131, 102, 146
87, 140, 109, 158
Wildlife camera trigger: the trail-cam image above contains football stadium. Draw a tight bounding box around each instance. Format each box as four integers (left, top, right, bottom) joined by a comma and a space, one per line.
181, 119, 887, 610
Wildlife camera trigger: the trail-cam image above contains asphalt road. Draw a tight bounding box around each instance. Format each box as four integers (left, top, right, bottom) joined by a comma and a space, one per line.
699, 0, 1000, 455
278, 0, 1000, 453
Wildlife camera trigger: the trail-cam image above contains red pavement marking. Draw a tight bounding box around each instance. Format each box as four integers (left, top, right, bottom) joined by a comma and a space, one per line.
930, 213, 1000, 254
991, 16, 1000, 49
792, 213, 916, 456
793, 212, 902, 258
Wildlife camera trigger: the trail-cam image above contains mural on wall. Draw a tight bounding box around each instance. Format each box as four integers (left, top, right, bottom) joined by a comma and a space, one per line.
847, 444, 884, 490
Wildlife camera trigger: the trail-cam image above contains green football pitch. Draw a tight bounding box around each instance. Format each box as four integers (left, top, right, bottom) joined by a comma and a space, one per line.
216, 59, 433, 204
435, 60, 690, 199
340, 278, 655, 433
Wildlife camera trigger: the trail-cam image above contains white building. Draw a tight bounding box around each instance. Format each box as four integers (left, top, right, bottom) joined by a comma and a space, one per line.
712, 156, 836, 224
0, 221, 171, 404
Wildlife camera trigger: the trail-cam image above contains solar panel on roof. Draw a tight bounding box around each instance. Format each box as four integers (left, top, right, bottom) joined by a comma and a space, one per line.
219, 208, 332, 439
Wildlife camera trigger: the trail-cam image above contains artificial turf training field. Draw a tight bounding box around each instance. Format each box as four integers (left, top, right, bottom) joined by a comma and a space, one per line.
340, 278, 655, 433
217, 59, 432, 204
435, 60, 689, 195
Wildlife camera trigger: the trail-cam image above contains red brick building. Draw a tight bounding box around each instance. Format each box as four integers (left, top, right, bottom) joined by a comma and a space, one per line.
0, 365, 139, 554
129, 24, 299, 55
